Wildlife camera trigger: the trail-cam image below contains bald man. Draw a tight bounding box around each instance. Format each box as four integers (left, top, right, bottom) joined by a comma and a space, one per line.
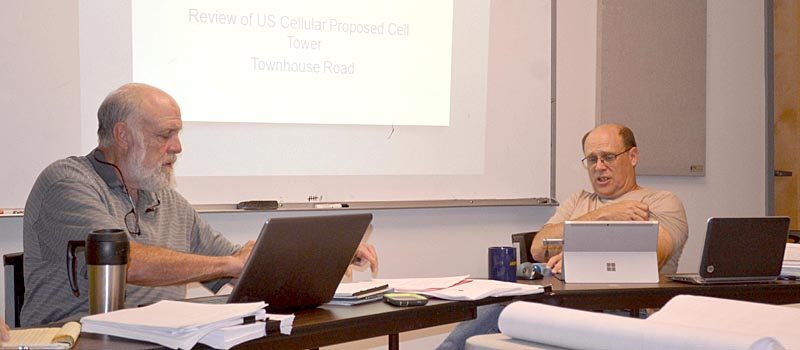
436, 124, 688, 350
21, 83, 378, 326
533, 123, 688, 274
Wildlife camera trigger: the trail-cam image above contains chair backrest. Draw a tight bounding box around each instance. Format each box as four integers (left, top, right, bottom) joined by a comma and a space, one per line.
3, 252, 24, 328
789, 230, 800, 244
511, 231, 539, 263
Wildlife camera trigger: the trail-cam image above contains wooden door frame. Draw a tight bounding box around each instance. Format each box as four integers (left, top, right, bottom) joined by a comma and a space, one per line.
766, 0, 775, 216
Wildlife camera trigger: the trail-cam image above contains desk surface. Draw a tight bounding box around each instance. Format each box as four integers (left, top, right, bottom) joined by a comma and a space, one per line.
74, 298, 485, 350
520, 275, 800, 310
73, 277, 800, 349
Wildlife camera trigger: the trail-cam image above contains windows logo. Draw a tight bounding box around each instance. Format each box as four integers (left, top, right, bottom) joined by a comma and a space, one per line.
606, 262, 616, 272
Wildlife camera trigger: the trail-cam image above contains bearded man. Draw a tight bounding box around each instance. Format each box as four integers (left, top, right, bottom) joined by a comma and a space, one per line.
20, 83, 378, 325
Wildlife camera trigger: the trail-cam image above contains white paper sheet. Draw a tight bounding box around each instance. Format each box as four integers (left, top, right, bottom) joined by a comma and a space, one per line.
420, 280, 544, 301
372, 275, 470, 291
498, 301, 785, 350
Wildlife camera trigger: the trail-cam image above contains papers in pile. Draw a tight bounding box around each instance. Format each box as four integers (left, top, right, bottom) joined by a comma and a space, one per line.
80, 300, 266, 349
265, 313, 295, 335
372, 275, 544, 301
199, 322, 266, 350
781, 243, 800, 278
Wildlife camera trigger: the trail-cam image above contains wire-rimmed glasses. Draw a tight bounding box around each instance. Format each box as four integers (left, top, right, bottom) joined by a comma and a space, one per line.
581, 147, 633, 168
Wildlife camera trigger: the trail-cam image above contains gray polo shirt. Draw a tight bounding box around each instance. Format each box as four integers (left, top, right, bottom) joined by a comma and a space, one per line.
21, 149, 238, 326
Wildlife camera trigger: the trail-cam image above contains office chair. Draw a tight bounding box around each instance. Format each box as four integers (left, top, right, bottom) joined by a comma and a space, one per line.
511, 231, 539, 263
789, 230, 800, 244
3, 252, 24, 328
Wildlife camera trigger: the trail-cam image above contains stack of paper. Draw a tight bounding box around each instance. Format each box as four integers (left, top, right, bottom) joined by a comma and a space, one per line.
199, 321, 266, 350
373, 276, 544, 301
496, 295, 798, 350
781, 243, 800, 278
328, 281, 391, 306
265, 313, 295, 335
80, 300, 266, 349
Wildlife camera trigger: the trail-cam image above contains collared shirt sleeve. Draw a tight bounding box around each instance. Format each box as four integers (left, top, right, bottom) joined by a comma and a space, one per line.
183, 197, 240, 293
640, 190, 689, 268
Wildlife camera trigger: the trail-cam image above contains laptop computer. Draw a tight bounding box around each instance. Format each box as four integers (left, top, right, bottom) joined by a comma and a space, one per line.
190, 213, 373, 312
562, 221, 659, 283
668, 217, 789, 285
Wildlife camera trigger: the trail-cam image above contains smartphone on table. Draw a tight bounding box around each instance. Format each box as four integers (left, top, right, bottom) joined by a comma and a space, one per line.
383, 293, 428, 306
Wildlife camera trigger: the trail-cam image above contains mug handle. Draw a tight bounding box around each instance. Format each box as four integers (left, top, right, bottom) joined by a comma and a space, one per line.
67, 240, 85, 297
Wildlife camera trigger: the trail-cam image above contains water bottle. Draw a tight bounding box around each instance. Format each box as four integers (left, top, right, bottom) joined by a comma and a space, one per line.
67, 229, 130, 314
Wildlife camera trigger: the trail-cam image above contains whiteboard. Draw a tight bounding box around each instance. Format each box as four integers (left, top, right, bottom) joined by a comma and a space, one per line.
0, 0, 552, 208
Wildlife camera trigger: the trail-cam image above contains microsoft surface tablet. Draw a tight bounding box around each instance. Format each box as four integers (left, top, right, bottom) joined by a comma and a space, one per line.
563, 221, 659, 283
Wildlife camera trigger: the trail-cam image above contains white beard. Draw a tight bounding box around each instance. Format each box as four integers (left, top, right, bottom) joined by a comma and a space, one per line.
123, 131, 177, 192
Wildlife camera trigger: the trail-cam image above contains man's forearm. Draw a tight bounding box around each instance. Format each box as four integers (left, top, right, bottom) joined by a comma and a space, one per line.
531, 223, 564, 262
656, 225, 674, 269
126, 242, 237, 286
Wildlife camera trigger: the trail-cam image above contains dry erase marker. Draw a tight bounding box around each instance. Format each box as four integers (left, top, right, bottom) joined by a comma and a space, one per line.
314, 203, 349, 209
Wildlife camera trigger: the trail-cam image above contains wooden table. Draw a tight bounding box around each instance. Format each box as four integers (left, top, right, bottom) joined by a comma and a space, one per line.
73, 276, 800, 349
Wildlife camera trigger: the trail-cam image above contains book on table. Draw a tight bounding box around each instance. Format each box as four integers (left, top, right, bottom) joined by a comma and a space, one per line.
333, 281, 390, 298
0, 322, 81, 349
328, 292, 389, 306
329, 281, 391, 306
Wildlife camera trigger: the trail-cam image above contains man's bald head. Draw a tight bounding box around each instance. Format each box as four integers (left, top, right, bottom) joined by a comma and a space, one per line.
97, 83, 179, 148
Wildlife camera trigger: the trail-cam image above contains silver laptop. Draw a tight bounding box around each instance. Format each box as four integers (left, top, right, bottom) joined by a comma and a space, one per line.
563, 221, 659, 283
668, 217, 789, 285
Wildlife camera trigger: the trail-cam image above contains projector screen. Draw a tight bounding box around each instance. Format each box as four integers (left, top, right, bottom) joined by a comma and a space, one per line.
74, 0, 552, 204
133, 0, 454, 127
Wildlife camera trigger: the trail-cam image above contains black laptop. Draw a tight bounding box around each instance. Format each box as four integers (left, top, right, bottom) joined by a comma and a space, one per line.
191, 213, 373, 312
668, 217, 789, 284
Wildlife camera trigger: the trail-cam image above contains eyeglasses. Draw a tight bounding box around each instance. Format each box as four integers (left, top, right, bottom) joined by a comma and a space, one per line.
123, 193, 141, 236
92, 151, 144, 235
581, 147, 633, 168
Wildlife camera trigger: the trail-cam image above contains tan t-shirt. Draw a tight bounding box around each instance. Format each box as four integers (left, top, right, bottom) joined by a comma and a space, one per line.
546, 187, 688, 274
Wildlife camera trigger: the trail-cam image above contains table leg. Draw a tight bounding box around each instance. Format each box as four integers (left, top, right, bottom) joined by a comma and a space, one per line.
389, 333, 399, 350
